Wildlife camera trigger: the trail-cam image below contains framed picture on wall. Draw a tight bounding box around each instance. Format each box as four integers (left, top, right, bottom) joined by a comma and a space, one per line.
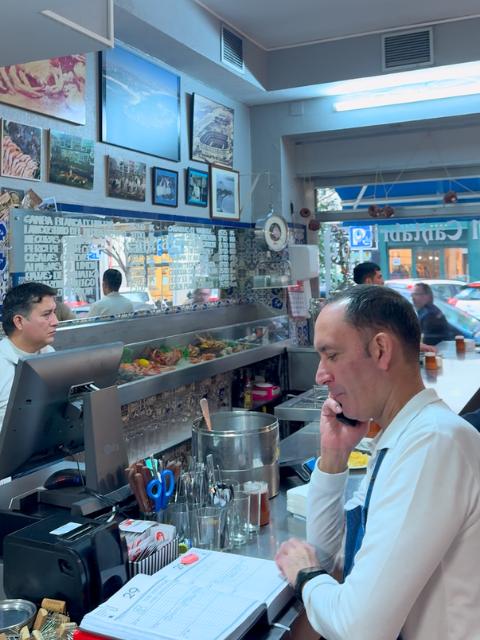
100, 46, 181, 161
0, 55, 86, 125
210, 164, 240, 220
185, 167, 209, 207
191, 93, 234, 167
106, 156, 146, 202
152, 167, 178, 207
1, 120, 41, 181
48, 130, 94, 189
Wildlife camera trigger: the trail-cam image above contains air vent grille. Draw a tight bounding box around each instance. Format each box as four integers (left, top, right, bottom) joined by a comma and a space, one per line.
383, 29, 433, 70
221, 26, 244, 73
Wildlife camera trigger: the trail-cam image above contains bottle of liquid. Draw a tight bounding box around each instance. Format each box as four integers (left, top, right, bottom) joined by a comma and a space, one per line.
243, 375, 253, 410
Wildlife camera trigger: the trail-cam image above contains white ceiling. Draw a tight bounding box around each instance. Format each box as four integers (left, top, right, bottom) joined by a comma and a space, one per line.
196, 0, 480, 50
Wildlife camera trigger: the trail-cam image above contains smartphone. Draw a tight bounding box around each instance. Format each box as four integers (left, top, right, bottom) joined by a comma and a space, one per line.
302, 456, 317, 478
336, 412, 360, 427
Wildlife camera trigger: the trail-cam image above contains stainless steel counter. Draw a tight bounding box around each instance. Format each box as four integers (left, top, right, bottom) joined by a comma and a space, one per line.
274, 388, 326, 422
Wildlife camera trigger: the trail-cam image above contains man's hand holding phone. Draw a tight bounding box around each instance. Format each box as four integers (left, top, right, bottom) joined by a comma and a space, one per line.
319, 396, 370, 474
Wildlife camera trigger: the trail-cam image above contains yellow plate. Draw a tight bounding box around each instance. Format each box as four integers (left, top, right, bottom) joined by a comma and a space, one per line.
348, 451, 370, 469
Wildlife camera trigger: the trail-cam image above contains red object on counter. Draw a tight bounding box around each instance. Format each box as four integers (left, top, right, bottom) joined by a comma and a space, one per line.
252, 383, 281, 403
73, 630, 115, 640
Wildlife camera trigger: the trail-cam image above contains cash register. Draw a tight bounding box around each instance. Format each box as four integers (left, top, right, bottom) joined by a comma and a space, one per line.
0, 343, 131, 620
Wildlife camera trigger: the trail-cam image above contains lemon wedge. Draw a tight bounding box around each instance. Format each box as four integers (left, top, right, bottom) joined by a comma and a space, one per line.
348, 451, 369, 469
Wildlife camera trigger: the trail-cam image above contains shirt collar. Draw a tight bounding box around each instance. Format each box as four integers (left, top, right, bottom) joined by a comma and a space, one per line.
373, 388, 442, 451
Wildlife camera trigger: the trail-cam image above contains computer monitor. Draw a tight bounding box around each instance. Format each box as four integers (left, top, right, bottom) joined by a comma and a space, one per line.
0, 342, 126, 488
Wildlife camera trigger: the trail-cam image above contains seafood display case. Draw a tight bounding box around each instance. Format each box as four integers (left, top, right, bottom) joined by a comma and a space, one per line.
53, 304, 290, 405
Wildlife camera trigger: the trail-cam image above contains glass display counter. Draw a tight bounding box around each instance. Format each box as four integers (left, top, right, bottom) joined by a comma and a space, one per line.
117, 313, 289, 404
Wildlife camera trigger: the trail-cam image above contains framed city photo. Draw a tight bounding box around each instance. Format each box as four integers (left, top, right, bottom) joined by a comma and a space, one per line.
152, 167, 178, 207
185, 167, 208, 207
48, 130, 94, 189
191, 93, 234, 167
106, 156, 146, 202
1, 120, 41, 181
100, 46, 181, 161
210, 164, 240, 220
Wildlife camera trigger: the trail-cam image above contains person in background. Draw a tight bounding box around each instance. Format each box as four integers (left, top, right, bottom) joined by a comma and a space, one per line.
411, 282, 452, 346
352, 261, 384, 285
275, 285, 480, 640
88, 268, 134, 318
192, 288, 211, 305
55, 298, 75, 321
0, 282, 58, 429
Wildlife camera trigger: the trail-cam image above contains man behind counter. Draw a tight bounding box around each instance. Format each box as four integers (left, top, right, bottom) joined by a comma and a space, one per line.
0, 282, 58, 429
275, 285, 480, 640
88, 268, 133, 318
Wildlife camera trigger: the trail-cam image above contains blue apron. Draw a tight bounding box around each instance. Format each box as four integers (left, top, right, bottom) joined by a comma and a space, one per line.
343, 449, 403, 640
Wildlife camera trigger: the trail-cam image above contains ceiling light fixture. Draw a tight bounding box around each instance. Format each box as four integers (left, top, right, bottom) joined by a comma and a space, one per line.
333, 80, 480, 111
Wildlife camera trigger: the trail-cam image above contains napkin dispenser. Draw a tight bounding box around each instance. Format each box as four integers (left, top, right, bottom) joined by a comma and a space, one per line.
3, 513, 127, 622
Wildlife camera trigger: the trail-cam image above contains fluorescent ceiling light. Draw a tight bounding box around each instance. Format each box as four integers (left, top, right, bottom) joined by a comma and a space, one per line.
333, 78, 480, 111
322, 60, 480, 96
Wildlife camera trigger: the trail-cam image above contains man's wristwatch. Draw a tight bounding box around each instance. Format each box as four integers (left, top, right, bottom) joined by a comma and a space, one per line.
294, 567, 327, 602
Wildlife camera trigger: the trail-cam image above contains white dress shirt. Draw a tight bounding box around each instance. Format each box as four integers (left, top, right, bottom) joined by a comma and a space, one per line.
304, 388, 480, 640
88, 292, 133, 318
0, 337, 55, 430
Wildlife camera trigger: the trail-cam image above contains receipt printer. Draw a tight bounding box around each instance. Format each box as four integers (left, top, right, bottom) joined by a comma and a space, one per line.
3, 512, 127, 622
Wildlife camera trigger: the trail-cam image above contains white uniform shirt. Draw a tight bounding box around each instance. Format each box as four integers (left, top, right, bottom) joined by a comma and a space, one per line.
0, 337, 55, 430
304, 388, 480, 640
88, 292, 133, 318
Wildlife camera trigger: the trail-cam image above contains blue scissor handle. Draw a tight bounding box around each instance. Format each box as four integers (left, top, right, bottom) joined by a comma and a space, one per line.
146, 469, 175, 511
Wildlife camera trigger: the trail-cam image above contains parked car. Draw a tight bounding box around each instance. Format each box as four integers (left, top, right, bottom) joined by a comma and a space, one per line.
385, 279, 480, 344
385, 278, 465, 301
448, 282, 480, 320
121, 290, 156, 312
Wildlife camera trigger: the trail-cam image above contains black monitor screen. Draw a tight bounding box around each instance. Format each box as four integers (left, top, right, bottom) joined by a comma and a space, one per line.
0, 342, 124, 479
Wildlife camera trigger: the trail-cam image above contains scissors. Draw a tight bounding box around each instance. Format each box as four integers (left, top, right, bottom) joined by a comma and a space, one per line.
146, 469, 175, 511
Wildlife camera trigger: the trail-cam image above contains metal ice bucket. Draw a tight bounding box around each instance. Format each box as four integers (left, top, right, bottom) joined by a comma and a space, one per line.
192, 411, 280, 497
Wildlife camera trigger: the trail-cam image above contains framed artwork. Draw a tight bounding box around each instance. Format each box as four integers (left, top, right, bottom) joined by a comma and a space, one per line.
210, 164, 240, 220
106, 156, 146, 202
185, 167, 208, 207
48, 130, 94, 189
152, 167, 178, 207
1, 120, 41, 181
100, 46, 180, 161
0, 187, 24, 206
0, 55, 86, 125
191, 93, 234, 167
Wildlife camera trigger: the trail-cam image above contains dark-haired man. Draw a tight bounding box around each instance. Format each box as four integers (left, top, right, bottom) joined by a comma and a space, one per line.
412, 282, 452, 346
352, 261, 384, 285
0, 282, 58, 428
275, 285, 480, 640
88, 268, 133, 318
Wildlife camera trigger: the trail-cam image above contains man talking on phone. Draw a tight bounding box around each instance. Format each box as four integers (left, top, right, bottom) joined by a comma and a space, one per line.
275, 285, 480, 640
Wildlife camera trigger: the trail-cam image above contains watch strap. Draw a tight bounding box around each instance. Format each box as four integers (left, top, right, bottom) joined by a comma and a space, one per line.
294, 566, 326, 602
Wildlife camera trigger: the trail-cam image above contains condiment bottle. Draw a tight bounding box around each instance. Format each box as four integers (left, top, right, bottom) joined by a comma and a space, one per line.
243, 376, 253, 410
455, 335, 465, 354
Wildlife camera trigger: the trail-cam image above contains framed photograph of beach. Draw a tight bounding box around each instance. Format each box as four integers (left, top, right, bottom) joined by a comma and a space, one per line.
1, 120, 41, 181
106, 156, 146, 202
191, 93, 234, 167
100, 46, 181, 161
0, 55, 86, 125
185, 167, 208, 207
152, 167, 178, 207
210, 164, 240, 220
48, 130, 94, 189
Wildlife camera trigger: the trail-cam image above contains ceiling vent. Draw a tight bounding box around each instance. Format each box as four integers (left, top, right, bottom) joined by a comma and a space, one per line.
382, 28, 433, 71
221, 26, 244, 73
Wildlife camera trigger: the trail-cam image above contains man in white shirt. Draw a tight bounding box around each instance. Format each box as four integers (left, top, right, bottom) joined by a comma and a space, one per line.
0, 282, 58, 429
275, 285, 480, 640
88, 269, 133, 318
